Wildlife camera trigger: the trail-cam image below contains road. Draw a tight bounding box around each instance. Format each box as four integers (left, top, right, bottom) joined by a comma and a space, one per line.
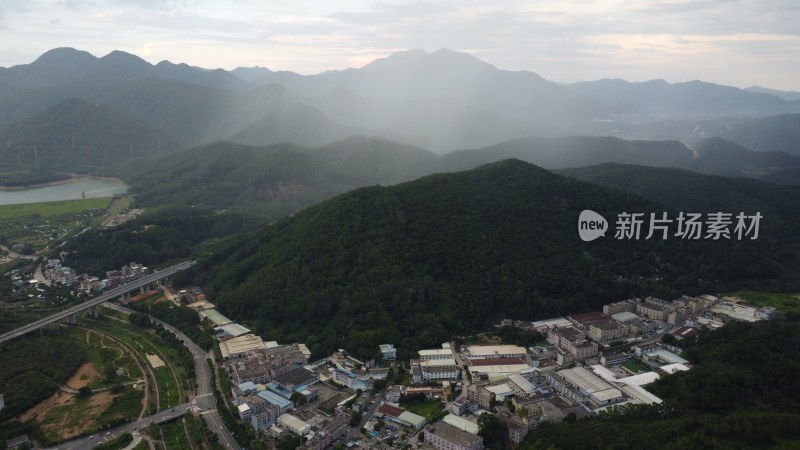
44, 404, 190, 450
103, 302, 241, 450
0, 243, 38, 260
0, 260, 194, 343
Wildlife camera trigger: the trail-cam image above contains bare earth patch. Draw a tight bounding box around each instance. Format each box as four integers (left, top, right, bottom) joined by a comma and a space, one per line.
66, 362, 101, 389
19, 389, 74, 423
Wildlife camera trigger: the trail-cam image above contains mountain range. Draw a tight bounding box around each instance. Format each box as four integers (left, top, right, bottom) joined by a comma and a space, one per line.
1, 46, 799, 167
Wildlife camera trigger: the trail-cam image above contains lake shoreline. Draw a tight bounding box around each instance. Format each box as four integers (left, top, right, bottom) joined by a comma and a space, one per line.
0, 175, 129, 191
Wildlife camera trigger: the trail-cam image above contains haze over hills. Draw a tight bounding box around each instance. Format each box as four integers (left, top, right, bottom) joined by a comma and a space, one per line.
567, 78, 791, 114
2, 46, 799, 163
0, 98, 179, 174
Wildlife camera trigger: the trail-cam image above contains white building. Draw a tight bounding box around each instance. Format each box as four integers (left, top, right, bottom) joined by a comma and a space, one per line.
379, 344, 397, 360
465, 345, 527, 360
419, 349, 455, 360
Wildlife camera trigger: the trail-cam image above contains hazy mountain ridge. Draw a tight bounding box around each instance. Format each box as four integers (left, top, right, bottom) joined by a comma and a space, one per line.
0, 98, 179, 174
568, 78, 790, 114
4, 47, 798, 158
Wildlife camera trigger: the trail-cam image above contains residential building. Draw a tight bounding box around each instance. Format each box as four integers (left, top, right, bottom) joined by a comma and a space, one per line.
603, 299, 639, 315
424, 422, 484, 450
332, 367, 368, 390
668, 307, 692, 326
380, 344, 397, 360
637, 299, 670, 321
466, 384, 495, 410
251, 405, 281, 432
385, 385, 403, 403
547, 327, 598, 360
587, 321, 627, 342
569, 311, 612, 329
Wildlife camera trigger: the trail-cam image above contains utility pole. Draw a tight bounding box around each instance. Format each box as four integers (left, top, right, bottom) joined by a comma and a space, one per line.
34, 146, 40, 170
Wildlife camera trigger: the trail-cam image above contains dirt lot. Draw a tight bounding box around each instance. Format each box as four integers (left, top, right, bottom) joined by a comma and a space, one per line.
66, 362, 102, 389
19, 362, 117, 441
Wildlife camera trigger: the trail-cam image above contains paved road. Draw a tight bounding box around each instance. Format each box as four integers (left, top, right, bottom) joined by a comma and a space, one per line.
0, 244, 38, 260
0, 261, 194, 343
44, 404, 190, 450
103, 302, 240, 450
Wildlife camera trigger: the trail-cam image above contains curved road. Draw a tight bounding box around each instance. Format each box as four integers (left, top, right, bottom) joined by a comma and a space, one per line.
103, 302, 240, 450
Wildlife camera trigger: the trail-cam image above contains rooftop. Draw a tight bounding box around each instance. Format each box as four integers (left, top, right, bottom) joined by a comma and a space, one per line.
274, 367, 317, 388
466, 345, 527, 357
257, 390, 293, 409
200, 308, 232, 326
470, 357, 525, 367
428, 422, 483, 446
569, 311, 612, 326
558, 366, 613, 393
219, 334, 265, 359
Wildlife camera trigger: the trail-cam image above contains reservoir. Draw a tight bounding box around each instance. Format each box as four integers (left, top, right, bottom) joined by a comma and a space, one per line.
0, 177, 128, 206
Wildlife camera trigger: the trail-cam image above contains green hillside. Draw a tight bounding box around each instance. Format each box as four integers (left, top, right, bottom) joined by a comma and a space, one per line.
194, 160, 798, 358
0, 98, 179, 174
128, 140, 356, 216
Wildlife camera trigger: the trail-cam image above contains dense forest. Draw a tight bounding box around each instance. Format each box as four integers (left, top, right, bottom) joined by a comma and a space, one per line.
522, 319, 800, 449
192, 160, 800, 358
0, 332, 87, 423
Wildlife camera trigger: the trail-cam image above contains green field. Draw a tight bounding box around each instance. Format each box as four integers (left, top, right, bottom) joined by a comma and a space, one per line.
726, 290, 800, 316
622, 359, 649, 374
0, 197, 110, 219
400, 399, 444, 419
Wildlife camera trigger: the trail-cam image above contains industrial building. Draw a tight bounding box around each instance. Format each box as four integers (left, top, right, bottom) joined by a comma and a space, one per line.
424, 422, 484, 450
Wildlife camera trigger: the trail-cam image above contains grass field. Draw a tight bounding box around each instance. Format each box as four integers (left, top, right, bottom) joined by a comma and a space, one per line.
726, 290, 800, 316
622, 359, 649, 374
401, 399, 444, 419
0, 197, 110, 219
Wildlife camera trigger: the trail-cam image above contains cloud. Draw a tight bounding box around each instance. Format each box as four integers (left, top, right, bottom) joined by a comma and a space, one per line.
0, 0, 797, 89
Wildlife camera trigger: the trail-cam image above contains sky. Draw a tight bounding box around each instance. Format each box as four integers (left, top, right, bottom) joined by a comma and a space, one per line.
1, 0, 799, 90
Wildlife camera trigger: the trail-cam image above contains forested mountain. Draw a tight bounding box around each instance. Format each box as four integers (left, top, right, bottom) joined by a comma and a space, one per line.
126, 141, 356, 215
684, 137, 800, 183
745, 85, 800, 101
191, 160, 799, 358
557, 163, 800, 245
442, 136, 694, 170
4, 46, 796, 168
0, 98, 179, 174
522, 319, 800, 449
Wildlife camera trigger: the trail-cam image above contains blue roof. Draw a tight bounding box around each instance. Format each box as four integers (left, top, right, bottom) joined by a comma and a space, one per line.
257, 390, 293, 409
238, 381, 257, 393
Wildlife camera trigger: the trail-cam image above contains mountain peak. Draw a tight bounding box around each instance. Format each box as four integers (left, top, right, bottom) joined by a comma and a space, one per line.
32, 47, 98, 66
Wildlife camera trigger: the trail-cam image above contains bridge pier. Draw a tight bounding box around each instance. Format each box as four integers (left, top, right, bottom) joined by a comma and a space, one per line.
89, 305, 99, 318
67, 313, 77, 325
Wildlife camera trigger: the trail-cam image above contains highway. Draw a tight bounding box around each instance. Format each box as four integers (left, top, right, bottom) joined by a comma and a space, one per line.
103, 302, 241, 450
45, 403, 190, 450
0, 261, 194, 343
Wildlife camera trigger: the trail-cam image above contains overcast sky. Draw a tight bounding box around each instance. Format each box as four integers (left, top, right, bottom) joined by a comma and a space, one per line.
1, 0, 799, 90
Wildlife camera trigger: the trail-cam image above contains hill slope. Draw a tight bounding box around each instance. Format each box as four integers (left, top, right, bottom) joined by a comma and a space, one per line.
0, 98, 179, 174
195, 160, 798, 358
